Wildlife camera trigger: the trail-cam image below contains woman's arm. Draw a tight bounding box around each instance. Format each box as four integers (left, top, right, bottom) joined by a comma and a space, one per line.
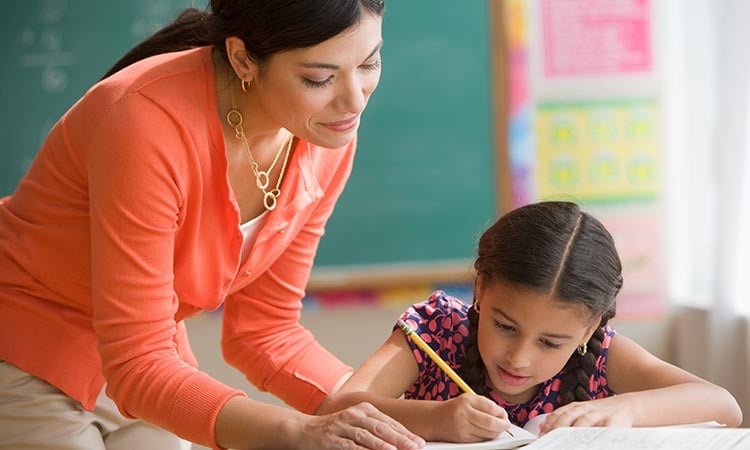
322, 331, 511, 442
539, 334, 743, 433
87, 94, 245, 448
215, 396, 423, 450
221, 140, 358, 414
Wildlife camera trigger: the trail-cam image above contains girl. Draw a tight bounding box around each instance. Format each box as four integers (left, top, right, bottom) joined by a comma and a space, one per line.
321, 201, 743, 443
0, 1, 424, 449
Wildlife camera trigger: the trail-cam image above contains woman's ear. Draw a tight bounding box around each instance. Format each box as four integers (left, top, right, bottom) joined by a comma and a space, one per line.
225, 37, 258, 84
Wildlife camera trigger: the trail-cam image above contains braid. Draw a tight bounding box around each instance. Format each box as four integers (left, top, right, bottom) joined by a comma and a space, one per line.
557, 306, 616, 406
457, 305, 490, 397
558, 327, 603, 405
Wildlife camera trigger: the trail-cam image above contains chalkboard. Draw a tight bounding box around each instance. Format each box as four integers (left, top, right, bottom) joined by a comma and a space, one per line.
0, 0, 194, 195
0, 1, 498, 285
316, 1, 497, 279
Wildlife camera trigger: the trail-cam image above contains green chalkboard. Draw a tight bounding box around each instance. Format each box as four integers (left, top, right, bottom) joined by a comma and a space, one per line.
0, 1, 497, 276
316, 1, 496, 269
0, 0, 194, 195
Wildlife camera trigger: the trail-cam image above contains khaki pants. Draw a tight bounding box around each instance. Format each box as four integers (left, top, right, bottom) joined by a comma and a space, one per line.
0, 361, 191, 450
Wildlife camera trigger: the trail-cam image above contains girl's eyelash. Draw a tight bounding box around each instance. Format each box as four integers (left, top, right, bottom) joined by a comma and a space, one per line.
494, 320, 563, 349
494, 321, 515, 332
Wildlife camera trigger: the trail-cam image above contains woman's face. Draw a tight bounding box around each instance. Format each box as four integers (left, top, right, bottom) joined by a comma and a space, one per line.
251, 13, 383, 149
475, 280, 597, 404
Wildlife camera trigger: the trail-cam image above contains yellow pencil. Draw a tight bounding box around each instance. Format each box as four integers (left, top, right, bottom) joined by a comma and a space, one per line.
398, 319, 513, 437
398, 319, 476, 394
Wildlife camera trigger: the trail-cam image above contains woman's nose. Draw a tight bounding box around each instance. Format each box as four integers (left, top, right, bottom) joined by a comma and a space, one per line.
336, 78, 367, 114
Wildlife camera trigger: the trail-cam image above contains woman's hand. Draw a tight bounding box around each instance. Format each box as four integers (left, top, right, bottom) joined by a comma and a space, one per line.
538, 397, 633, 435
432, 394, 511, 443
298, 402, 425, 450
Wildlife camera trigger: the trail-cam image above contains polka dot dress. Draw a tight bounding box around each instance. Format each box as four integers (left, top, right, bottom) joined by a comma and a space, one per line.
397, 291, 616, 427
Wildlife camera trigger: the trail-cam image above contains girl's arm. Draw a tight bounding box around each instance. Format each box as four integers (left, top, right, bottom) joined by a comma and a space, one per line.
540, 334, 743, 433
321, 330, 511, 442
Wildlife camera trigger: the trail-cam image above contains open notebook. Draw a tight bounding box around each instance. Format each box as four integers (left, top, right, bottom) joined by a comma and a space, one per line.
424, 414, 547, 449
424, 415, 734, 450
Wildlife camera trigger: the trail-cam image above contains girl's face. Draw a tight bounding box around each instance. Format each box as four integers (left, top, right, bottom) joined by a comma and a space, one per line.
475, 279, 598, 404
250, 13, 383, 149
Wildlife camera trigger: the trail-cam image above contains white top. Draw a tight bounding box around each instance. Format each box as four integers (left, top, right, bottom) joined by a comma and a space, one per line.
239, 210, 270, 265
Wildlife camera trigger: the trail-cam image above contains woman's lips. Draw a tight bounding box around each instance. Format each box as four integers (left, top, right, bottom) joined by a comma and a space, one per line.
321, 116, 359, 132
497, 366, 530, 386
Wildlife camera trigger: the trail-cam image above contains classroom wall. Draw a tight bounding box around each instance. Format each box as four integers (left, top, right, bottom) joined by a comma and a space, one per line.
673, 308, 750, 428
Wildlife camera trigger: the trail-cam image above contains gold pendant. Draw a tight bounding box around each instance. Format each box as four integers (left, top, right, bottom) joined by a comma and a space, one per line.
263, 192, 277, 210
226, 109, 242, 127
256, 171, 270, 189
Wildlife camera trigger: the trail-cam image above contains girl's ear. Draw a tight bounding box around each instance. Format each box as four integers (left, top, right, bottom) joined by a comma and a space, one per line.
225, 37, 259, 84
581, 314, 603, 344
473, 275, 485, 311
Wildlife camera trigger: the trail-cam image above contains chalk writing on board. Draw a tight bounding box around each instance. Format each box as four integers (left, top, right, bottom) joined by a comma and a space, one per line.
130, 1, 184, 40
19, 0, 72, 94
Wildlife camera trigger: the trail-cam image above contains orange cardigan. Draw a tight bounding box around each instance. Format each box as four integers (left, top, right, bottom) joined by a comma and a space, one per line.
0, 47, 353, 448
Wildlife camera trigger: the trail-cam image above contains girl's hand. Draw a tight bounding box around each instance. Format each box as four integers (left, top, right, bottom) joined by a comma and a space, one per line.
433, 394, 511, 442
538, 397, 634, 435
299, 402, 425, 449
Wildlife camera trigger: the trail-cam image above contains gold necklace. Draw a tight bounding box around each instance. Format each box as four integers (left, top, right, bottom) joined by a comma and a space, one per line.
226, 78, 293, 211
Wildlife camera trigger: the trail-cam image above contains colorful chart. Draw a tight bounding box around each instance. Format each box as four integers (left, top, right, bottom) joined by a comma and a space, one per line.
535, 100, 661, 203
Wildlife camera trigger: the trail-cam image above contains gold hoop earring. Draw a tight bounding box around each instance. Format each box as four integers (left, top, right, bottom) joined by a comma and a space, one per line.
473, 303, 480, 313
241, 79, 249, 92
577, 343, 587, 356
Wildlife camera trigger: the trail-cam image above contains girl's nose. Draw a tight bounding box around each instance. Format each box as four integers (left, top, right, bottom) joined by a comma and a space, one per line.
505, 343, 532, 369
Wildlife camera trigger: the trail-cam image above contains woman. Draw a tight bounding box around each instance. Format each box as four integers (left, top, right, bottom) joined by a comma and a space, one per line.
0, 1, 425, 449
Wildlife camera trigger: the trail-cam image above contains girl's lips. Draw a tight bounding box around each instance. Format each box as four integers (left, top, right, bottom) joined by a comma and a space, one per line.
321, 116, 359, 132
497, 366, 530, 387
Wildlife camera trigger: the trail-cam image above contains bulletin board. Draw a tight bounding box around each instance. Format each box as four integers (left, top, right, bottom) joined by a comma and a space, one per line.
504, 0, 667, 319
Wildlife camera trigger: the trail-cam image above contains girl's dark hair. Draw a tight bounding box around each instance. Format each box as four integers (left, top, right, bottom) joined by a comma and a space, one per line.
458, 201, 623, 405
102, 0, 386, 79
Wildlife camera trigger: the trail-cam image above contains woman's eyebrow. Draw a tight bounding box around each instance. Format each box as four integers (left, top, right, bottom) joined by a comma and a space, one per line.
297, 41, 383, 70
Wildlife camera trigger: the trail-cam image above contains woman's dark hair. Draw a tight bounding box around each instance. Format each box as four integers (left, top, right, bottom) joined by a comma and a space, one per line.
458, 201, 623, 405
102, 0, 386, 79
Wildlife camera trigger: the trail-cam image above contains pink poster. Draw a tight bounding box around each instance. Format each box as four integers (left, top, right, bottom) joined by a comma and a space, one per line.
541, 0, 652, 77
601, 211, 665, 319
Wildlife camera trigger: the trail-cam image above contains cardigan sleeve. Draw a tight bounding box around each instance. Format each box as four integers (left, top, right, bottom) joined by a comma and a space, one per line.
221, 139, 357, 414
87, 92, 244, 449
